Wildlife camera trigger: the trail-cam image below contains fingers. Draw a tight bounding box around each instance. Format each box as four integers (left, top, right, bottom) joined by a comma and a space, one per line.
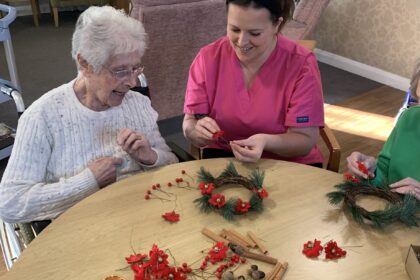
391, 185, 420, 200
230, 142, 258, 163
195, 117, 221, 139
118, 129, 148, 152
390, 178, 420, 200
117, 128, 131, 145
346, 152, 375, 179
89, 156, 122, 188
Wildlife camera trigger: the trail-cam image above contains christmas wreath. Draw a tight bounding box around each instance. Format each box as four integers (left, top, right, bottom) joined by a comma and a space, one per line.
327, 176, 420, 228
194, 162, 268, 220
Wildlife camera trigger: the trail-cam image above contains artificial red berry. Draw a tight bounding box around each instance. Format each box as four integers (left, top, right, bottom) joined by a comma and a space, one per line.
144, 194, 150, 200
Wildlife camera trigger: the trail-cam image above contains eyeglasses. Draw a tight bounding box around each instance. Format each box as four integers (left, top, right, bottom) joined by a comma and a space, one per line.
107, 65, 144, 80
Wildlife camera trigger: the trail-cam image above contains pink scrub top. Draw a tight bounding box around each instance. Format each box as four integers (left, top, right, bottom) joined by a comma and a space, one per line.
184, 35, 324, 164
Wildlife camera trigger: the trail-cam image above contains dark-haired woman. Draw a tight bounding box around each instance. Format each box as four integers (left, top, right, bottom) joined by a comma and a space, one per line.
183, 0, 325, 165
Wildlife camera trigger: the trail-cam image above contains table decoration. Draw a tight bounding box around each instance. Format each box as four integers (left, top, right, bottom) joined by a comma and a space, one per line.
200, 228, 287, 279
125, 244, 192, 280
327, 175, 420, 228
194, 162, 268, 220
302, 239, 346, 260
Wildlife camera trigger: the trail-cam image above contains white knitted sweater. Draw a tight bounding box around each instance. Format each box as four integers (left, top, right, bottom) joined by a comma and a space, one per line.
0, 80, 178, 223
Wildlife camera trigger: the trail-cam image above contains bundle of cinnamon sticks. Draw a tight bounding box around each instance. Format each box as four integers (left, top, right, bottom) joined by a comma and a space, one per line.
201, 227, 288, 279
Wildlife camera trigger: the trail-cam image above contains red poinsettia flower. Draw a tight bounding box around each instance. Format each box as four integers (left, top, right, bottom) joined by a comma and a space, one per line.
356, 160, 369, 176
208, 193, 226, 208
212, 131, 225, 139
166, 267, 187, 280
343, 172, 361, 183
199, 182, 215, 195
324, 240, 346, 259
257, 188, 268, 199
162, 211, 180, 223
125, 253, 147, 264
302, 239, 323, 257
131, 263, 146, 280
235, 199, 251, 213
208, 242, 229, 263
147, 244, 169, 270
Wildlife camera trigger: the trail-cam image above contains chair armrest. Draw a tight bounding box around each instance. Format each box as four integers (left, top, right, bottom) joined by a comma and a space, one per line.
320, 125, 341, 172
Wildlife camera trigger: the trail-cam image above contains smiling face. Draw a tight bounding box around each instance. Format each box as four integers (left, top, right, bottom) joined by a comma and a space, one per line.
227, 4, 281, 66
79, 52, 142, 110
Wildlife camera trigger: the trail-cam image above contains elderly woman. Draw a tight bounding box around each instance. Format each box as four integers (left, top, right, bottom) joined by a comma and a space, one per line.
0, 6, 178, 224
347, 61, 420, 201
183, 0, 324, 165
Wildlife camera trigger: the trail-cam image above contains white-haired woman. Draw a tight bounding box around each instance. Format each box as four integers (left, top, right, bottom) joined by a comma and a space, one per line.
347, 61, 420, 201
0, 6, 178, 224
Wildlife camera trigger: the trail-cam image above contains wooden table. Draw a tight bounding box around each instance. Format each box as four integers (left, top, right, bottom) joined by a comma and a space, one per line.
2, 159, 419, 279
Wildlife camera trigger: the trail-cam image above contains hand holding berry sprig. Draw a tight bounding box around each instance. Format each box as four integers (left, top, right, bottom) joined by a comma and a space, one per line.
346, 151, 376, 179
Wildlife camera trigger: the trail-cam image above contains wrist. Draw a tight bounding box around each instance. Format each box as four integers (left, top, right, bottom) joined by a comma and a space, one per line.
138, 149, 157, 165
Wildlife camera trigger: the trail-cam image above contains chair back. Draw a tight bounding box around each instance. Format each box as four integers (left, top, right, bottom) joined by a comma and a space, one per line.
130, 0, 226, 120
282, 0, 330, 40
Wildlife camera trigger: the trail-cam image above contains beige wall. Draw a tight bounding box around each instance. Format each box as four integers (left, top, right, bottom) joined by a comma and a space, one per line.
314, 0, 420, 78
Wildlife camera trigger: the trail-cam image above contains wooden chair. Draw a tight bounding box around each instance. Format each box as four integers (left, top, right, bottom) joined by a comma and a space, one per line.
0, 0, 40, 26
49, 0, 110, 27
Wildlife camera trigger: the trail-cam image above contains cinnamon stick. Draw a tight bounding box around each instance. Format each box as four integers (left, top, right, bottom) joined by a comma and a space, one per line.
247, 231, 268, 254
265, 262, 282, 280
241, 250, 278, 265
226, 229, 256, 248
202, 227, 229, 244
274, 262, 288, 280
220, 229, 249, 249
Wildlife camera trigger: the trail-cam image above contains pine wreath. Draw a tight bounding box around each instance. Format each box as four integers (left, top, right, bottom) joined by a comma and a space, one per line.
194, 162, 268, 220
327, 178, 420, 228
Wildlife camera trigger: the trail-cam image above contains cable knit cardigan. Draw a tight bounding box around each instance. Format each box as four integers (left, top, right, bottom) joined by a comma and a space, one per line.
0, 80, 178, 223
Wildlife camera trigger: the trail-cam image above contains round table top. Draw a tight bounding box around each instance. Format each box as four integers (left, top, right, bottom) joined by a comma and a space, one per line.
3, 158, 419, 280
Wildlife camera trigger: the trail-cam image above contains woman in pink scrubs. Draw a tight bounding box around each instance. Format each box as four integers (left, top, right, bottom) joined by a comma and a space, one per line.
183, 0, 324, 166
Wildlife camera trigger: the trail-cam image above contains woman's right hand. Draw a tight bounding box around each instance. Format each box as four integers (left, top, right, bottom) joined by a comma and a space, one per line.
88, 157, 122, 188
183, 114, 221, 147
346, 151, 376, 179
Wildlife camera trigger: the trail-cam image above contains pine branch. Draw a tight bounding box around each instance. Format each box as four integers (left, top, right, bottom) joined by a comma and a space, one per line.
326, 192, 345, 205
250, 194, 263, 212
221, 199, 236, 221
249, 168, 265, 188
220, 162, 239, 177
194, 196, 214, 213
197, 167, 215, 183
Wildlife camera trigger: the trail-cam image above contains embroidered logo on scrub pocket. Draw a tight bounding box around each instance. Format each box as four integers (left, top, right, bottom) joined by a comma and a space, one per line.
296, 116, 309, 123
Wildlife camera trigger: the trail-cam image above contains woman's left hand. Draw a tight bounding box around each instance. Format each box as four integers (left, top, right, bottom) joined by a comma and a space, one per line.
390, 177, 420, 200
230, 134, 265, 163
117, 128, 157, 165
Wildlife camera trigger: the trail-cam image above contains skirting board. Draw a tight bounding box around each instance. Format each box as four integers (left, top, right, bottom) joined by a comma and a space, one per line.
314, 48, 410, 92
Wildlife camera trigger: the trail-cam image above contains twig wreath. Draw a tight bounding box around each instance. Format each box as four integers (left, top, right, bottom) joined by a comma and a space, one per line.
194, 162, 268, 220
327, 177, 420, 228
